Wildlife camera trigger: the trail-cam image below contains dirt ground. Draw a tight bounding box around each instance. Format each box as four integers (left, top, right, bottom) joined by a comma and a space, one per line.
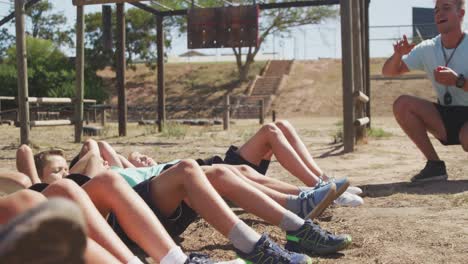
0, 116, 467, 264
1, 60, 467, 263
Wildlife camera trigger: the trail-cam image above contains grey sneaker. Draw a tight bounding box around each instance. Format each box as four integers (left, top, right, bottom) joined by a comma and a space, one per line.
0, 198, 87, 264
411, 160, 448, 182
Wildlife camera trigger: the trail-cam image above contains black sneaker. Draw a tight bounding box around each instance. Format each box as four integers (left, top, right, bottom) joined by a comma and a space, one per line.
235, 234, 312, 264
285, 220, 352, 256
185, 252, 215, 264
410, 160, 448, 182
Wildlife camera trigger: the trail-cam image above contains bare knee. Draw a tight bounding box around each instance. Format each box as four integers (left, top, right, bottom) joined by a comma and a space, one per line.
393, 95, 413, 118
274, 120, 292, 131
205, 166, 235, 193
44, 179, 83, 200
1, 190, 47, 220
260, 123, 282, 141
12, 189, 47, 208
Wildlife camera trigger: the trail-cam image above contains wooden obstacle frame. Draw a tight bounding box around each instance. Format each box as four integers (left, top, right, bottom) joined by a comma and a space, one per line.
11, 0, 370, 153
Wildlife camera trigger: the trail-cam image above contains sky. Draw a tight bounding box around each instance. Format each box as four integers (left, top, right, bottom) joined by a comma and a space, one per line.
1, 0, 468, 59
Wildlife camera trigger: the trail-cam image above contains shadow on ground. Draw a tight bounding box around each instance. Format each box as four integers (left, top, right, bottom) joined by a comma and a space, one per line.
360, 180, 468, 197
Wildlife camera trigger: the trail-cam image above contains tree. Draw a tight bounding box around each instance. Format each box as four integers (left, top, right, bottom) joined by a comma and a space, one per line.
25, 0, 73, 48
0, 28, 14, 61
0, 37, 75, 98
84, 7, 172, 69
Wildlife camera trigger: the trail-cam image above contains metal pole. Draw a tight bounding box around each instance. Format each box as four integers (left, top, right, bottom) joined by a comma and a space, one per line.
15, 0, 30, 145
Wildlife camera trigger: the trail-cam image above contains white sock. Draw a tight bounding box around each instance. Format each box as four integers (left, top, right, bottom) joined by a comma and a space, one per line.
228, 221, 262, 254
127, 256, 144, 264
160, 246, 188, 264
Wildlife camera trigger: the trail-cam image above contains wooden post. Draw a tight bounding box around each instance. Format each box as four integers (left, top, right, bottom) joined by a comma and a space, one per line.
258, 99, 264, 125
15, 0, 30, 145
352, 0, 366, 143
116, 3, 127, 136
93, 102, 97, 123
74, 5, 85, 143
223, 95, 230, 130
156, 15, 166, 132
340, 0, 354, 153
102, 5, 113, 55
272, 110, 276, 122
363, 0, 371, 128
100, 109, 106, 126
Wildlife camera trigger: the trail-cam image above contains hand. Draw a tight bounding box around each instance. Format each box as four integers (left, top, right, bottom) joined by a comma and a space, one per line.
393, 35, 416, 57
433, 66, 458, 86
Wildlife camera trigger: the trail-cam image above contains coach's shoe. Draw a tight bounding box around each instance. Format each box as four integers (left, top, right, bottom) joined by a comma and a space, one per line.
236, 234, 312, 264
316, 177, 350, 197
285, 220, 352, 256
411, 160, 448, 182
297, 183, 336, 219
0, 198, 87, 264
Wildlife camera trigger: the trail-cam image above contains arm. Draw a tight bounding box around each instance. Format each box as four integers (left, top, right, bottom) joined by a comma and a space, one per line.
16, 145, 41, 184
118, 154, 135, 168
98, 141, 124, 168
382, 35, 414, 77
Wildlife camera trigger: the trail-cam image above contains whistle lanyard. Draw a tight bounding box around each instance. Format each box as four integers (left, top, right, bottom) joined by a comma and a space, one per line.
440, 34, 465, 105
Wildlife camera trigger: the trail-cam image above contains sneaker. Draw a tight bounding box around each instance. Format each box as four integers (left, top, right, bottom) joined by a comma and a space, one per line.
236, 234, 312, 264
316, 177, 350, 197
410, 160, 448, 182
297, 183, 337, 219
334, 192, 364, 207
0, 198, 87, 264
346, 186, 363, 196
186, 253, 215, 264
285, 220, 352, 256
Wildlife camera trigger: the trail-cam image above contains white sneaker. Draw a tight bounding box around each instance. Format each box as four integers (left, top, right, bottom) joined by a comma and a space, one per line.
346, 186, 363, 196
334, 192, 364, 207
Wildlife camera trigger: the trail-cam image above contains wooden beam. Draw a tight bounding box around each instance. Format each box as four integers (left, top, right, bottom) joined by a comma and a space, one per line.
75, 5, 85, 143
340, 0, 354, 153
354, 91, 369, 103
154, 0, 340, 17
354, 117, 370, 127
130, 2, 162, 16
157, 15, 166, 132
116, 3, 127, 136
363, 0, 371, 128
73, 0, 144, 6
15, 0, 30, 145
352, 0, 366, 143
31, 120, 73, 127
0, 97, 16, 101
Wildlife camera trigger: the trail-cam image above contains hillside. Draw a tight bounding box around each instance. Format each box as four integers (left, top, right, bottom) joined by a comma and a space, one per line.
101, 59, 435, 119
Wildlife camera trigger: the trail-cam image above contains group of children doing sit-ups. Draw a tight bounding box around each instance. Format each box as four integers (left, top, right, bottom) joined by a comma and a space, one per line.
0, 120, 364, 264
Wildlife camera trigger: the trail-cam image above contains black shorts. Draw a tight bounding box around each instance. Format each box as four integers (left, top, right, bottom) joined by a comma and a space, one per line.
223, 145, 270, 175
107, 176, 199, 247
28, 174, 91, 192
434, 103, 468, 145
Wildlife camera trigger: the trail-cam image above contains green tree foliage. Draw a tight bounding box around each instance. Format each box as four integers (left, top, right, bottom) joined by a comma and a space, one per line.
0, 37, 74, 97
84, 7, 171, 69
0, 28, 14, 61
25, 0, 73, 48
0, 37, 108, 102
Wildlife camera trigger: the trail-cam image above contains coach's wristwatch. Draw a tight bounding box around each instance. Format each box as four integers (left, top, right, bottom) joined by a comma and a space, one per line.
456, 73, 465, 89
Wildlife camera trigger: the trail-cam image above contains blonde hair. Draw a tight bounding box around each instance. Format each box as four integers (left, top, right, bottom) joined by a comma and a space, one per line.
34, 149, 66, 178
